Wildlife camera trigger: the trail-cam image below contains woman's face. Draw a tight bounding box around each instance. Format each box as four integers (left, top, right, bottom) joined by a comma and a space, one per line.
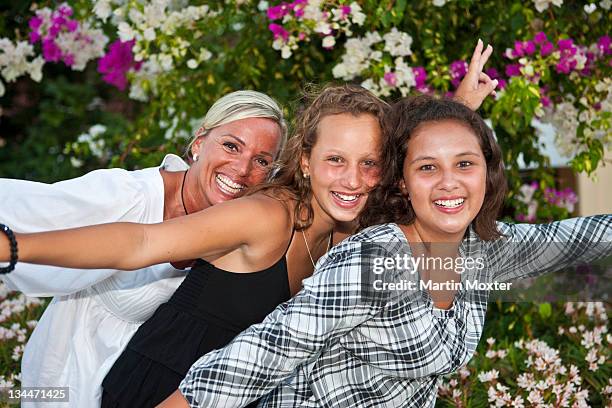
401, 119, 486, 242
191, 117, 282, 209
302, 113, 382, 224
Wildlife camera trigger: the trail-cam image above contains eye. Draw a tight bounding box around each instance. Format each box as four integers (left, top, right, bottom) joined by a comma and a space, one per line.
419, 164, 435, 171
458, 161, 473, 168
363, 159, 378, 167
327, 156, 343, 163
223, 141, 238, 152
256, 158, 270, 167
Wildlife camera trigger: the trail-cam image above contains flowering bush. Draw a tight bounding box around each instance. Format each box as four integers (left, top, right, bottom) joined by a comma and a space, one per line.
438, 302, 611, 407
0, 2, 610, 404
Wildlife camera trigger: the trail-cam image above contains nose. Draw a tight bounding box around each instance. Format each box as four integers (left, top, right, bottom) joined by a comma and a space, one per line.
340, 163, 362, 190
437, 168, 459, 191
231, 157, 252, 178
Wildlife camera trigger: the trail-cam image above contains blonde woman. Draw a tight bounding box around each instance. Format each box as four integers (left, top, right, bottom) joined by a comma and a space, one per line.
0, 90, 286, 408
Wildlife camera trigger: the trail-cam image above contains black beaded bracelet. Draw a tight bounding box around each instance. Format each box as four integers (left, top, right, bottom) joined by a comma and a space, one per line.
0, 224, 18, 274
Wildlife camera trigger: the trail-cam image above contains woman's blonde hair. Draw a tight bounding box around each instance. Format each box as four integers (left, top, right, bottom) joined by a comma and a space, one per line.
186, 90, 287, 161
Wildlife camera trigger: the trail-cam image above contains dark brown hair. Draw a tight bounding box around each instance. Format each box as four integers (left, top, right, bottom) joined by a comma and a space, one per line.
359, 94, 507, 240
250, 83, 389, 229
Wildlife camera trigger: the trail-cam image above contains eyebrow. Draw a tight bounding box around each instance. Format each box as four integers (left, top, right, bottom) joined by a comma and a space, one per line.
220, 133, 274, 158
409, 151, 481, 165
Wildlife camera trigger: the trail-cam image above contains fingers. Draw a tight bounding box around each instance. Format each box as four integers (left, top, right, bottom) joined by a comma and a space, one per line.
477, 73, 498, 99
465, 39, 484, 82
478, 44, 493, 72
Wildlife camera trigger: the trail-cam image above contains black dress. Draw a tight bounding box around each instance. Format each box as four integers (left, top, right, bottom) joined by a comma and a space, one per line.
101, 253, 291, 408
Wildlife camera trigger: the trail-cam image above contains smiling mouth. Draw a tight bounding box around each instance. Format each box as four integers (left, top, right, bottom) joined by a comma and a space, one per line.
215, 174, 246, 196
433, 198, 465, 208
332, 192, 361, 202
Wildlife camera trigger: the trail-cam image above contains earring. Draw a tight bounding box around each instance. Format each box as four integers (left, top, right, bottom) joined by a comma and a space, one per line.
193, 154, 199, 162
303, 173, 309, 179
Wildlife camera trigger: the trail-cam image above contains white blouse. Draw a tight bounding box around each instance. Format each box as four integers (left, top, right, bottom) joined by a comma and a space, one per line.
0, 154, 189, 408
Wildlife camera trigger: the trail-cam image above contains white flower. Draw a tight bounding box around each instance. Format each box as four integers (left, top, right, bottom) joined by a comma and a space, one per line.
350, 3, 366, 25
93, 0, 113, 21
478, 369, 499, 383
117, 22, 136, 41
257, 1, 269, 11
600, 0, 611, 10
322, 36, 336, 48
383, 28, 413, 57
187, 59, 198, 69
143, 27, 156, 41
433, 0, 448, 6
281, 45, 292, 59
533, 0, 564, 12
584, 3, 597, 13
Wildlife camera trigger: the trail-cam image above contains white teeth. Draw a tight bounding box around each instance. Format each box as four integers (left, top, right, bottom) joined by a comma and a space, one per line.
332, 192, 360, 202
434, 198, 465, 208
216, 174, 245, 195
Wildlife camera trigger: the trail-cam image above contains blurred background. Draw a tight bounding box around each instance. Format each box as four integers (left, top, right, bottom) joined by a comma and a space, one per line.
0, 0, 610, 406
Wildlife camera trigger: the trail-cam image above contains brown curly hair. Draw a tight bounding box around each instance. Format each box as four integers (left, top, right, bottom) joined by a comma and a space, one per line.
249, 83, 389, 230
359, 94, 507, 241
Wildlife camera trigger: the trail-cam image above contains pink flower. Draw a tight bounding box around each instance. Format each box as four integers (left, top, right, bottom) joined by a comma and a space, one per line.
28, 16, 43, 32
558, 38, 576, 53
413, 66, 427, 90
66, 20, 79, 32
505, 63, 521, 77
98, 39, 140, 91
513, 40, 525, 57
42, 37, 62, 62
540, 41, 554, 56
268, 23, 289, 41
524, 41, 536, 55
341, 5, 352, 18
29, 30, 41, 44
63, 53, 75, 67
267, 4, 288, 20
383, 72, 397, 87
534, 31, 548, 45
449, 60, 468, 88
485, 67, 507, 90
57, 3, 73, 17
598, 35, 611, 56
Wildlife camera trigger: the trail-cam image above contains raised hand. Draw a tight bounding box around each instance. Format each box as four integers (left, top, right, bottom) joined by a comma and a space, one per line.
454, 39, 498, 111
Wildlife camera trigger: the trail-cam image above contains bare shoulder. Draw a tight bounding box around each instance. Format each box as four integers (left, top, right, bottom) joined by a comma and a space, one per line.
234, 192, 294, 232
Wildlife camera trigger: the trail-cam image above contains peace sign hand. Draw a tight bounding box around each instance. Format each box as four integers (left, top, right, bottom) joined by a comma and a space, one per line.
454, 39, 499, 111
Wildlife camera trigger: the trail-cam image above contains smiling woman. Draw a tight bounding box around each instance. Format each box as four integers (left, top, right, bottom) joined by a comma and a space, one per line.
0, 90, 288, 408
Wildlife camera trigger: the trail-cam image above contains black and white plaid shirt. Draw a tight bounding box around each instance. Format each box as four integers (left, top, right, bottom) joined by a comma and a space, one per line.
180, 215, 611, 407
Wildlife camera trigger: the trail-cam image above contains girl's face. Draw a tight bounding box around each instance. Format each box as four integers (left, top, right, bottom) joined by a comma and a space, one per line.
191, 117, 282, 209
302, 113, 382, 225
401, 119, 486, 242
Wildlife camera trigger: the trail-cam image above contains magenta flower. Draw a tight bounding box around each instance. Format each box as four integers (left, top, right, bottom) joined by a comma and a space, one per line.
341, 5, 352, 18
42, 37, 62, 62
513, 41, 525, 57
268, 23, 289, 41
449, 60, 468, 87
485, 68, 507, 90
598, 35, 611, 56
28, 16, 43, 33
98, 39, 140, 91
267, 4, 288, 20
413, 66, 427, 90
524, 41, 536, 55
383, 72, 397, 87
557, 38, 576, 53
540, 41, 554, 56
534, 31, 548, 45
505, 64, 521, 77
57, 4, 73, 17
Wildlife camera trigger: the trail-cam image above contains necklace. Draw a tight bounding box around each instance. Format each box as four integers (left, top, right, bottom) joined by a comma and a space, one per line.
302, 229, 332, 268
180, 170, 189, 215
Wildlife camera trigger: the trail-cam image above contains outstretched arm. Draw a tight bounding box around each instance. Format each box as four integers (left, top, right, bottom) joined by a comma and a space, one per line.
490, 214, 612, 282
0, 194, 290, 271
175, 240, 384, 407
454, 39, 498, 111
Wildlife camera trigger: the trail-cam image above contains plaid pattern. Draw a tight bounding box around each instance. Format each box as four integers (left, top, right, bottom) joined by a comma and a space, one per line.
180, 215, 611, 407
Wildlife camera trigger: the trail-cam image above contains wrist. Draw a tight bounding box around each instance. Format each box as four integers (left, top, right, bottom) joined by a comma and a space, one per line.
0, 224, 18, 274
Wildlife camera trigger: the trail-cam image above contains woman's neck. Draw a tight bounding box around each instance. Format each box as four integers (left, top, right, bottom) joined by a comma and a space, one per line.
160, 169, 210, 221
